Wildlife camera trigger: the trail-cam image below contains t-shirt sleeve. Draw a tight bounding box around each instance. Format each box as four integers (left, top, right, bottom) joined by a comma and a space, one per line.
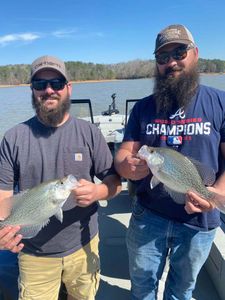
0, 135, 15, 190
91, 126, 115, 180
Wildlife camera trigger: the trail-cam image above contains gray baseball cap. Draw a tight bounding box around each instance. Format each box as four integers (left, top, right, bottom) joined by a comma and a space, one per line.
154, 24, 195, 53
30, 55, 68, 81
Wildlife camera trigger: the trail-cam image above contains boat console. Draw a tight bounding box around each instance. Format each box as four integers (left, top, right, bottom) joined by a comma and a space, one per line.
101, 93, 120, 116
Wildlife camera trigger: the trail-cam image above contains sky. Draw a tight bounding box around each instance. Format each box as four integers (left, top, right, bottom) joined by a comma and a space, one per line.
1, 0, 225, 66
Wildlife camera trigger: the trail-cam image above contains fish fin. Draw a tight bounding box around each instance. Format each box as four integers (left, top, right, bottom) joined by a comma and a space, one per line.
187, 157, 216, 186
163, 185, 186, 204
150, 176, 161, 189
19, 219, 50, 239
55, 209, 63, 223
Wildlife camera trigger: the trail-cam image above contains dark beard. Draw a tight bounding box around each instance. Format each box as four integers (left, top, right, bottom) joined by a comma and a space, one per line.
32, 92, 71, 127
153, 66, 199, 116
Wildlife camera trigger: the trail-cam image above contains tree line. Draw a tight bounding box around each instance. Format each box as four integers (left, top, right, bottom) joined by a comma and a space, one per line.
0, 58, 225, 85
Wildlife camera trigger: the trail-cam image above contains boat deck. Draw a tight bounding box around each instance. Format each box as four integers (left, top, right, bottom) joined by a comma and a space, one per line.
96, 185, 222, 300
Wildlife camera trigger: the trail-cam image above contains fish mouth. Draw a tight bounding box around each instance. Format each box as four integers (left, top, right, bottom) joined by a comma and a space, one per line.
61, 175, 79, 190
67, 174, 78, 184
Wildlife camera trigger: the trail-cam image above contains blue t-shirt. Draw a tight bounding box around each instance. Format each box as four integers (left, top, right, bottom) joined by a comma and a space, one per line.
124, 85, 225, 230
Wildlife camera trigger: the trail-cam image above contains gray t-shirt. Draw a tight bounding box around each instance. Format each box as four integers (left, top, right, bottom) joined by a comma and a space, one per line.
0, 115, 114, 257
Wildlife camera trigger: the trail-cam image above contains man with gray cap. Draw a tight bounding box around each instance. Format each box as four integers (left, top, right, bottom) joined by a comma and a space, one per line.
115, 24, 225, 300
0, 55, 121, 300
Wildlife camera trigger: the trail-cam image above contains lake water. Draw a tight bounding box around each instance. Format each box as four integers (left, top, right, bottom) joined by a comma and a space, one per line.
0, 74, 225, 141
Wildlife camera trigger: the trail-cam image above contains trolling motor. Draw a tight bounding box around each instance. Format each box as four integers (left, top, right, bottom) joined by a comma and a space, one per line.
102, 93, 120, 116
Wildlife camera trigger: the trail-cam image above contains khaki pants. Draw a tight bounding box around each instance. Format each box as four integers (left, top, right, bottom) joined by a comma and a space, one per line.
18, 234, 100, 300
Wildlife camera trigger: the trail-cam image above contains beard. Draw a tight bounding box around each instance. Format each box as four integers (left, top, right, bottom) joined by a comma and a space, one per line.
153, 65, 199, 116
32, 91, 71, 127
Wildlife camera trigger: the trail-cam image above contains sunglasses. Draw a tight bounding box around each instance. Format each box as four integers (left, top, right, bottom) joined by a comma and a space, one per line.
155, 45, 194, 65
31, 79, 68, 91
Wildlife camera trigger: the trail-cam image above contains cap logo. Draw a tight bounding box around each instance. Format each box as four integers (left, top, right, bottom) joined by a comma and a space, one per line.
159, 29, 181, 43
33, 61, 62, 71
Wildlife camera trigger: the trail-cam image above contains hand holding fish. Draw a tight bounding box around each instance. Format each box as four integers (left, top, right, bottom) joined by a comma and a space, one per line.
73, 179, 101, 207
186, 194, 214, 213
124, 155, 150, 181
0, 175, 79, 239
0, 225, 24, 253
185, 185, 225, 214
138, 145, 225, 214
73, 175, 121, 207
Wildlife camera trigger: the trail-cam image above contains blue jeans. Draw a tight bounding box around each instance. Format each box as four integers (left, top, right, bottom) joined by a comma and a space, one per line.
0, 251, 19, 300
126, 201, 216, 300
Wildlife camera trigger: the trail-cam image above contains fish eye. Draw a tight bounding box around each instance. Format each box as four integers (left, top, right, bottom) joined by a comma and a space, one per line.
60, 181, 64, 185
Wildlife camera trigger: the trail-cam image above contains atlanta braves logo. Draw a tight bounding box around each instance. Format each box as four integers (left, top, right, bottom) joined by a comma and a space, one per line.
169, 107, 185, 119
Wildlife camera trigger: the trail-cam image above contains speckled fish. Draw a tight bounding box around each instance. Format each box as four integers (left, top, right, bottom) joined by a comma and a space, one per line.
138, 145, 225, 213
0, 175, 78, 239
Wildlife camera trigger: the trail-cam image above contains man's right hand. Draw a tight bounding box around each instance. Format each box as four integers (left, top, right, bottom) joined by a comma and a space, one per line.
115, 141, 150, 180
124, 155, 149, 181
0, 226, 24, 253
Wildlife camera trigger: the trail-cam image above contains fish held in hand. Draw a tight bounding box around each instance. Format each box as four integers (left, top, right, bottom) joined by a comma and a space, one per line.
0, 175, 79, 239
138, 145, 225, 214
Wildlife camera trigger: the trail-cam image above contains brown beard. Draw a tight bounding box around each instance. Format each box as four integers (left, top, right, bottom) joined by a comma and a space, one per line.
32, 91, 71, 127
153, 65, 199, 116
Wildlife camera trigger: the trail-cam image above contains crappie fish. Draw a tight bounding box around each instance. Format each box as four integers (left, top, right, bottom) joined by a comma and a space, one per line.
0, 175, 78, 239
138, 145, 225, 213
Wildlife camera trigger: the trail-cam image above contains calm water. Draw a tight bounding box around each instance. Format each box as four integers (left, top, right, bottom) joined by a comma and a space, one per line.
0, 75, 225, 141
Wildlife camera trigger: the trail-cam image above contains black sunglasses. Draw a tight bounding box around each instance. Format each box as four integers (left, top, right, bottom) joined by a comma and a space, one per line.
31, 79, 68, 91
155, 45, 194, 65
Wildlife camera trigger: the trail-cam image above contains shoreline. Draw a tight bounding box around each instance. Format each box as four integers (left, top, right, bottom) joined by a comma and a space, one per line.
0, 73, 224, 88
0, 79, 120, 89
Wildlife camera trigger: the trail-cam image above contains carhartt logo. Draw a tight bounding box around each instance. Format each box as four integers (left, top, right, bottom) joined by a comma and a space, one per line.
33, 61, 62, 70
74, 153, 83, 161
169, 107, 185, 119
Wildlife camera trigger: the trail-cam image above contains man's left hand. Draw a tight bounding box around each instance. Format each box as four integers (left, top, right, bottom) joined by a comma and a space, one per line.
72, 179, 98, 207
185, 189, 216, 214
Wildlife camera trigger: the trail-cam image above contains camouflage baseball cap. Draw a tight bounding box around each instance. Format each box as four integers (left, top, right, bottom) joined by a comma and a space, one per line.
154, 24, 195, 53
30, 55, 68, 81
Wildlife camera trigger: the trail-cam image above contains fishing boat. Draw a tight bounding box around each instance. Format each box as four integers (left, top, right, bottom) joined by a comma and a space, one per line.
71, 94, 124, 154
96, 185, 225, 300
70, 93, 138, 155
